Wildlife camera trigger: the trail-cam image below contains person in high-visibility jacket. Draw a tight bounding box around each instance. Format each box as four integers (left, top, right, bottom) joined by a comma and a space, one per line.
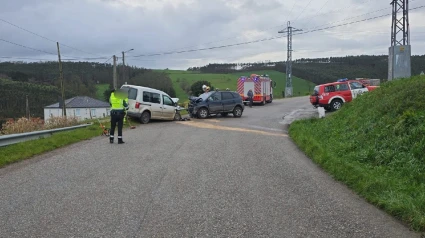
109, 89, 129, 144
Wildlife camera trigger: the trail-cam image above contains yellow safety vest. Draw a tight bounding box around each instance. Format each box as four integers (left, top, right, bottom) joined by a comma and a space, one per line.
109, 92, 125, 110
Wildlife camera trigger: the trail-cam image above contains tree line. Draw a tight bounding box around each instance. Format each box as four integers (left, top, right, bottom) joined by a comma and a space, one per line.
0, 78, 77, 120
187, 55, 425, 85
0, 61, 175, 121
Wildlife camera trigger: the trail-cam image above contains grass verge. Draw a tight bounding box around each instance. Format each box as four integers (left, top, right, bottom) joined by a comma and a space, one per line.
288, 75, 425, 232
0, 118, 134, 168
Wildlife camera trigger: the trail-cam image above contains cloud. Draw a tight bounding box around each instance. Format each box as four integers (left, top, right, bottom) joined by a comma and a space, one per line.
0, 0, 424, 70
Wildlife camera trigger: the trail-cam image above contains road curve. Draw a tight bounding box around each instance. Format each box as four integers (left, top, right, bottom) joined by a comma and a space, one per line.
0, 97, 420, 237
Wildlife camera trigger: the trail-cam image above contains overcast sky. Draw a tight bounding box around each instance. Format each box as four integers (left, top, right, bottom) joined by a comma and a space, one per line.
1, 0, 424, 70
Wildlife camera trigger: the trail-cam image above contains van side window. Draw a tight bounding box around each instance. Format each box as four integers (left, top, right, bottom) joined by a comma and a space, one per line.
151, 93, 161, 104
128, 88, 137, 100
143, 92, 151, 102
162, 95, 174, 106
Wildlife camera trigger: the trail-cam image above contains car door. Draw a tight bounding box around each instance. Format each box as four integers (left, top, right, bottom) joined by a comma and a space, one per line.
207, 92, 223, 113
349, 81, 368, 99
335, 83, 352, 102
149, 92, 163, 119
221, 92, 236, 111
161, 94, 175, 120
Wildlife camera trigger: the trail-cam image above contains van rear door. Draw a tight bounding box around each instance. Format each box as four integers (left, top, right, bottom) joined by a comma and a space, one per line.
126, 87, 138, 111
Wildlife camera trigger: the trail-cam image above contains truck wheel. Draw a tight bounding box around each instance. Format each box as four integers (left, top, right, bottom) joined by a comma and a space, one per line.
197, 108, 209, 119
330, 99, 343, 111
233, 106, 243, 117
140, 111, 150, 124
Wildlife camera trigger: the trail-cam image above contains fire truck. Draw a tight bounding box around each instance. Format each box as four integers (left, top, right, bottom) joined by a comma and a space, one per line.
237, 74, 275, 105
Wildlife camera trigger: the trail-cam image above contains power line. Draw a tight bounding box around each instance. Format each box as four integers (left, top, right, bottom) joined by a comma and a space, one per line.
301, 0, 331, 28
294, 0, 314, 21
132, 2, 403, 56
103, 55, 114, 64
0, 38, 56, 55
130, 5, 424, 58
0, 18, 105, 58
136, 0, 378, 53
0, 56, 115, 61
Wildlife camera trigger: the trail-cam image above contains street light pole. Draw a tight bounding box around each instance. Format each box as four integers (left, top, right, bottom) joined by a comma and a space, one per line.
122, 49, 134, 85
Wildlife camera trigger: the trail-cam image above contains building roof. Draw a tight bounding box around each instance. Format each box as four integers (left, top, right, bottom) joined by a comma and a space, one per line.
44, 96, 110, 108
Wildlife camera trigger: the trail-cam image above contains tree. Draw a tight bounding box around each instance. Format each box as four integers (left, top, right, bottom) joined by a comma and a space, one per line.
190, 80, 214, 96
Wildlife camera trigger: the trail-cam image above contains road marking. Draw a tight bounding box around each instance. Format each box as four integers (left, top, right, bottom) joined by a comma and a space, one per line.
176, 121, 288, 137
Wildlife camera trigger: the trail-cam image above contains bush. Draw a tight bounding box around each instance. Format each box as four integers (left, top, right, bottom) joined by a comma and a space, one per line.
44, 116, 80, 129
190, 80, 214, 96
1, 116, 80, 135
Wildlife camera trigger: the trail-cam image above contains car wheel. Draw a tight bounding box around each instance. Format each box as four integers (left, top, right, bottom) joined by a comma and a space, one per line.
233, 106, 243, 117
174, 111, 182, 121
197, 108, 209, 119
221, 112, 228, 117
140, 111, 150, 124
330, 99, 343, 111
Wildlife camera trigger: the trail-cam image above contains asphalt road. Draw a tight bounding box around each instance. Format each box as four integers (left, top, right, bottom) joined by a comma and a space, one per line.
0, 96, 421, 237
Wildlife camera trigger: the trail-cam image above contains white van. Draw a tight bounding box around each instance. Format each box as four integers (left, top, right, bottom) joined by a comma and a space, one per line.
120, 84, 178, 124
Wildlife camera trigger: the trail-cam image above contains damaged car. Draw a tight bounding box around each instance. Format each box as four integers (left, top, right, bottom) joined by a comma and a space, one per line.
188, 90, 245, 119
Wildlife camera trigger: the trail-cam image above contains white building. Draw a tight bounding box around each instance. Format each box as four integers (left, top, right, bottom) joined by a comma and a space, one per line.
44, 96, 111, 121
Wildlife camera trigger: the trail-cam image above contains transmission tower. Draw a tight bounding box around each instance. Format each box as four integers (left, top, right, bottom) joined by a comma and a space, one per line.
279, 21, 302, 97
388, 0, 411, 80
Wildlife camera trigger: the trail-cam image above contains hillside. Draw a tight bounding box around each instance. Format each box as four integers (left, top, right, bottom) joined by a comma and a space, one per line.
0, 62, 175, 119
289, 75, 425, 231
189, 55, 425, 85
157, 69, 315, 101
0, 78, 77, 120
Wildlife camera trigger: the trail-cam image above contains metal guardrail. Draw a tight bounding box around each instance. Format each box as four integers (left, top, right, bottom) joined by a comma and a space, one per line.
0, 123, 93, 147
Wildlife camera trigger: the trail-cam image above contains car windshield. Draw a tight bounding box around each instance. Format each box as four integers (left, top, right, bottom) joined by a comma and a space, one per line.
198, 92, 213, 101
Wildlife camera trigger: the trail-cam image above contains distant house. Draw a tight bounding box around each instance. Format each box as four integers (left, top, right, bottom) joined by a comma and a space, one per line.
44, 96, 110, 121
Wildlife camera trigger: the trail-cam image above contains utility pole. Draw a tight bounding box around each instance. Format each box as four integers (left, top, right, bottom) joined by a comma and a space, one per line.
388, 0, 410, 80
113, 55, 117, 89
57, 42, 66, 117
279, 21, 302, 98
122, 49, 134, 85
26, 95, 29, 119
122, 51, 125, 86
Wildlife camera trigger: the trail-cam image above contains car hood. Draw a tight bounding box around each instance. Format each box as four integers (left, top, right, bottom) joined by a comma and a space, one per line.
189, 96, 203, 104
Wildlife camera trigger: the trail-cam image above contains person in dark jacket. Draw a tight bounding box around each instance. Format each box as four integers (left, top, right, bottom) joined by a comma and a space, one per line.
247, 89, 253, 108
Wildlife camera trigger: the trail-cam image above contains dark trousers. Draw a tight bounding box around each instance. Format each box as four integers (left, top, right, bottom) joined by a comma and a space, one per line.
110, 110, 124, 137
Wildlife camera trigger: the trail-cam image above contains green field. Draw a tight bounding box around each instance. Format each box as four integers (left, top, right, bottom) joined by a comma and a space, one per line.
95, 83, 110, 101
164, 70, 315, 102
96, 70, 316, 103
289, 75, 425, 231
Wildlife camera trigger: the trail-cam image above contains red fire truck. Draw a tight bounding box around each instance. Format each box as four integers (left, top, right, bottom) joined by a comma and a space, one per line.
237, 74, 275, 105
